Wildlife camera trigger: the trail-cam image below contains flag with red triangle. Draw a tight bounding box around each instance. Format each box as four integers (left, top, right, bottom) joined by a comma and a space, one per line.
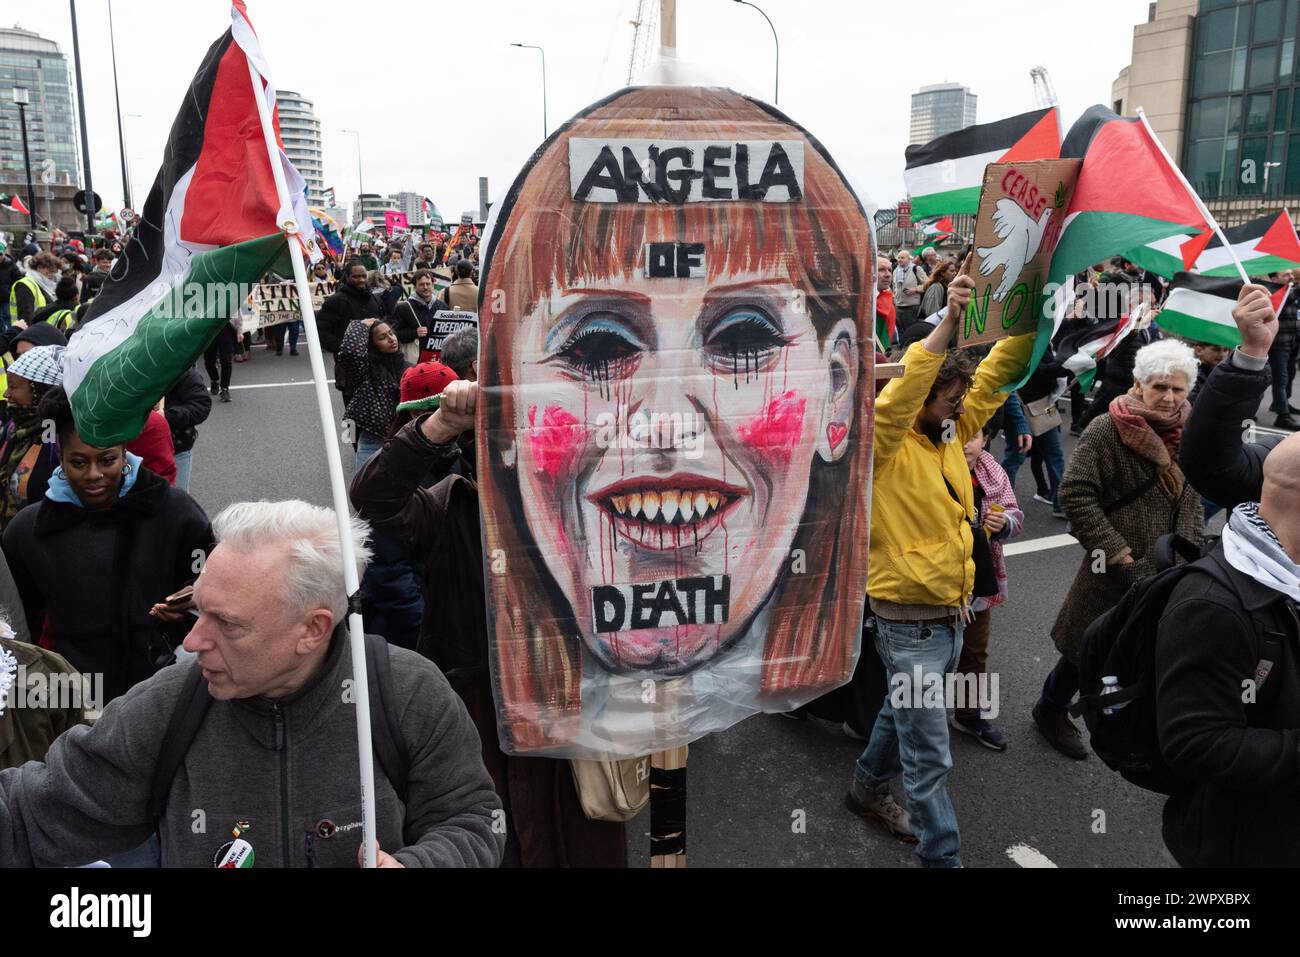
61, 0, 319, 447
1006, 105, 1209, 389
1124, 209, 1300, 279
904, 108, 1060, 218
0, 193, 30, 216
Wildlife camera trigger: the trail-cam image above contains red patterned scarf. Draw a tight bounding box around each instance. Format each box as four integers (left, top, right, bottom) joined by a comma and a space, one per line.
1108, 387, 1190, 497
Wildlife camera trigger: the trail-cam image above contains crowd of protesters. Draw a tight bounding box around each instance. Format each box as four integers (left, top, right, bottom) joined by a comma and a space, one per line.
0, 216, 1295, 870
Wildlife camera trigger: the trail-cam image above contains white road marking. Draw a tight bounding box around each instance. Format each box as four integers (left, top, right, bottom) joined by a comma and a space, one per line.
1004, 534, 1077, 557
227, 379, 334, 391
1006, 843, 1058, 868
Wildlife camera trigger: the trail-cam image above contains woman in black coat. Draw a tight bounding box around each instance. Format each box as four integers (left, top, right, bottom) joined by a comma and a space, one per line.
0, 388, 213, 705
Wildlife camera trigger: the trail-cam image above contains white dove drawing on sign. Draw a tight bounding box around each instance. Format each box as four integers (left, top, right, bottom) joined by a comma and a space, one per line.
977, 198, 1054, 302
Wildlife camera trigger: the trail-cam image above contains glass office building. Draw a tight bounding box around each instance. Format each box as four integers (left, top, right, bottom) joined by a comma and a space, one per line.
1183, 0, 1300, 198
0, 27, 80, 188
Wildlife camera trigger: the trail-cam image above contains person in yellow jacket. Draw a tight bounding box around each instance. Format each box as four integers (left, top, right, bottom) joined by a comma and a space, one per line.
8, 253, 61, 326
845, 256, 1036, 869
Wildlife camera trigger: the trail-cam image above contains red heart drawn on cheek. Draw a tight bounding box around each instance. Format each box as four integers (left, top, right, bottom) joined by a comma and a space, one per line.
827, 423, 848, 452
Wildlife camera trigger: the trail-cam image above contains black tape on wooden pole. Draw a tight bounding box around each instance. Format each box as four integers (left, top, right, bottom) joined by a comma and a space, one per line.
650, 746, 688, 867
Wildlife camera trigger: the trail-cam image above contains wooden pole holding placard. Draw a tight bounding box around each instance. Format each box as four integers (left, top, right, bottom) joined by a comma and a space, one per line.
649, 746, 688, 867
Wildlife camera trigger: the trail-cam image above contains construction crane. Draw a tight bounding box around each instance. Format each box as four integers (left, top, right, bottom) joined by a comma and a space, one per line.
1031, 66, 1059, 109
627, 0, 660, 84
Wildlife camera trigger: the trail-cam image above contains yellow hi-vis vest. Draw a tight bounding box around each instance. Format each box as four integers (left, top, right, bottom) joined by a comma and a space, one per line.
8, 275, 47, 324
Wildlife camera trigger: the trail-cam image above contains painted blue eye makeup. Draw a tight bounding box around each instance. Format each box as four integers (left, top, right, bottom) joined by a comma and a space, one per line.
551, 312, 646, 387
703, 306, 789, 382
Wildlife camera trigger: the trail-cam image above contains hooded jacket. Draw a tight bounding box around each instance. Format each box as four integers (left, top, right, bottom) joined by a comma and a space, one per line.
315, 283, 386, 354
163, 365, 212, 455
1, 457, 212, 703
1156, 542, 1300, 867
0, 628, 505, 867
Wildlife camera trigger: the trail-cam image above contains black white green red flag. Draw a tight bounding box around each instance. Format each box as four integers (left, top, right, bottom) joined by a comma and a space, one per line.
904, 108, 1060, 219
1124, 209, 1300, 279
1009, 105, 1210, 390
1156, 273, 1291, 349
62, 0, 319, 447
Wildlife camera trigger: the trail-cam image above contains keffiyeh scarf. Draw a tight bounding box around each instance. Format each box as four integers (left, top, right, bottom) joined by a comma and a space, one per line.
1223, 503, 1300, 604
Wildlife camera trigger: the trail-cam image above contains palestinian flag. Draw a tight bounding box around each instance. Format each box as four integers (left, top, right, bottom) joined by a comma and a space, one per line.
1124, 210, 1300, 279
904, 108, 1060, 219
63, 0, 318, 447
0, 193, 30, 216
1009, 106, 1211, 391
921, 216, 954, 237
1156, 273, 1291, 349
422, 197, 443, 230
1056, 315, 1133, 392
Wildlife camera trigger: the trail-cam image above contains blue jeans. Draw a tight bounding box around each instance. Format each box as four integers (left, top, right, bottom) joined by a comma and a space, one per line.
855, 614, 964, 868
1269, 339, 1296, 414
1001, 442, 1026, 487
356, 431, 384, 471
173, 448, 193, 492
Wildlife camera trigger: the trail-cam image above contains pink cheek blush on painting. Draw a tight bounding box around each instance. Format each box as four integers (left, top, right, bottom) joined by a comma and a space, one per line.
737, 391, 806, 465
527, 404, 584, 478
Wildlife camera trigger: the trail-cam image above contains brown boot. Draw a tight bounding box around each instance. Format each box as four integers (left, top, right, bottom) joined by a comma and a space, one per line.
1032, 702, 1088, 761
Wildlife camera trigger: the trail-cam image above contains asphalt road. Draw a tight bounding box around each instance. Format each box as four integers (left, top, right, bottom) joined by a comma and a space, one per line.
189, 341, 1281, 868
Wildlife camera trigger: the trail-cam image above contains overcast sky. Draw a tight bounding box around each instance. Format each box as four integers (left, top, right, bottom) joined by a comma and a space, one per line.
14, 0, 1151, 219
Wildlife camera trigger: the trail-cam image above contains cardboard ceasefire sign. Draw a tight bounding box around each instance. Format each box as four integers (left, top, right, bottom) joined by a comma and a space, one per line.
963, 159, 1081, 346
478, 87, 875, 760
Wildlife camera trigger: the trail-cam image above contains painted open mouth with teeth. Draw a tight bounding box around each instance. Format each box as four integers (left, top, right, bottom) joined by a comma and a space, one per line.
588, 474, 747, 551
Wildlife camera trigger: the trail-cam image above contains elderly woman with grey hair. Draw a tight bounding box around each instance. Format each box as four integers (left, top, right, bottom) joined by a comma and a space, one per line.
1032, 338, 1205, 760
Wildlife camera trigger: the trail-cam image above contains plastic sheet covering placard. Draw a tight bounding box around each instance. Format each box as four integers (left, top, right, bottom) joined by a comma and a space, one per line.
477, 86, 876, 758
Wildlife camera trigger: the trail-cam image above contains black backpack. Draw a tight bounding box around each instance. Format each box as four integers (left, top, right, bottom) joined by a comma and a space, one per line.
146, 633, 411, 825
1069, 535, 1282, 795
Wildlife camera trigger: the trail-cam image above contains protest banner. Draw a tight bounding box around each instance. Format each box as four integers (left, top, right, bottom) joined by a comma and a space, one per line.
384, 210, 408, 236
418, 309, 478, 363
477, 85, 875, 760
247, 270, 451, 330
962, 159, 1080, 346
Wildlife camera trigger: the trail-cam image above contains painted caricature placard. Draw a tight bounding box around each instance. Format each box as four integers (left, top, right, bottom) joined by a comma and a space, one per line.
478, 87, 876, 758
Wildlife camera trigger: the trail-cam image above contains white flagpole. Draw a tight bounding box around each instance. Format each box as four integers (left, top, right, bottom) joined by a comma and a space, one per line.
244, 55, 379, 868
1137, 108, 1251, 285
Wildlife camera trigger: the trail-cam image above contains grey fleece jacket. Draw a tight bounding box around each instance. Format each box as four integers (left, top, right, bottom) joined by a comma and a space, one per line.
0, 633, 505, 867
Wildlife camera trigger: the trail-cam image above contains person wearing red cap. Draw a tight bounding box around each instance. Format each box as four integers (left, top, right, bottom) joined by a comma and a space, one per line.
351, 377, 628, 867
356, 361, 461, 650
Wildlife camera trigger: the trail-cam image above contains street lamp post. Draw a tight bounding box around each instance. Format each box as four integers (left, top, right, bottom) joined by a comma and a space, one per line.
511, 43, 548, 139
1263, 161, 1282, 203
12, 88, 38, 232
108, 0, 131, 210
340, 128, 365, 212
732, 0, 779, 104
69, 0, 96, 233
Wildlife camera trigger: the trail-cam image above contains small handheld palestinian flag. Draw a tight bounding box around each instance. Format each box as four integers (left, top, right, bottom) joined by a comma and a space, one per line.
1125, 209, 1300, 279
0, 193, 30, 216
1156, 273, 1291, 349
904, 108, 1060, 219
62, 0, 319, 447
1056, 315, 1133, 392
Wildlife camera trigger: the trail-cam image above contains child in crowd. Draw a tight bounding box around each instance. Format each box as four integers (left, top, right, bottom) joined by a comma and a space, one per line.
951, 417, 1024, 751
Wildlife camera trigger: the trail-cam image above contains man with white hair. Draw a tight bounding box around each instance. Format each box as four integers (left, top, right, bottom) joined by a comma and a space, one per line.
0, 501, 504, 868
1156, 432, 1300, 866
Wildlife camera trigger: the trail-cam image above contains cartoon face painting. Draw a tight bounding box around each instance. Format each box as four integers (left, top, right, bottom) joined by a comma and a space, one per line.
479, 86, 876, 757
